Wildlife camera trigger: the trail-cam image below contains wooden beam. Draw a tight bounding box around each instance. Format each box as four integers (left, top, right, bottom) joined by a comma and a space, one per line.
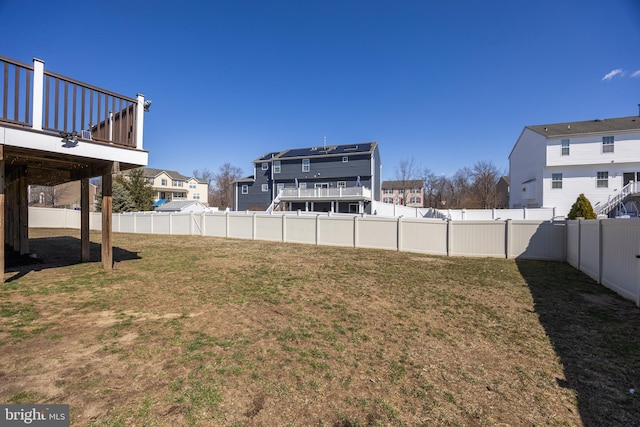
81, 178, 90, 262
19, 170, 28, 255
0, 157, 5, 282
101, 171, 113, 270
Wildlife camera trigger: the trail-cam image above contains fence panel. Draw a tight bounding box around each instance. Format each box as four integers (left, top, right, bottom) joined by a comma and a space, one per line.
317, 216, 354, 247
601, 219, 639, 304
228, 214, 253, 239
400, 219, 447, 255
356, 217, 398, 250
170, 213, 191, 235
566, 220, 579, 268
510, 221, 565, 261
255, 215, 283, 241
119, 214, 136, 233
135, 214, 153, 234
285, 215, 316, 245
203, 213, 227, 237
152, 214, 171, 235
450, 221, 505, 257
579, 221, 600, 282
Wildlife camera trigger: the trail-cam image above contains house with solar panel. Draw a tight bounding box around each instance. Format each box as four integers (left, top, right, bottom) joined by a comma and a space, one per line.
234, 142, 382, 213
509, 114, 640, 217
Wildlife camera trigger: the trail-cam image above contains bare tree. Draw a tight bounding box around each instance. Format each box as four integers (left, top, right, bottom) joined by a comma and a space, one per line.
394, 158, 421, 206
470, 160, 501, 209
210, 163, 243, 209
450, 167, 473, 208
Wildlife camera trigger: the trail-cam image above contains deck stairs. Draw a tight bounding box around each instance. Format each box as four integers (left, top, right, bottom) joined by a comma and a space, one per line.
595, 181, 640, 217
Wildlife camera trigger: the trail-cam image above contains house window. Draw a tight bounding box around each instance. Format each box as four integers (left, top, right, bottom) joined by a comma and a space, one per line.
161, 178, 167, 186
384, 197, 393, 203
412, 187, 420, 193
241, 185, 248, 194
147, 178, 154, 185
411, 197, 421, 204
597, 171, 608, 188
551, 173, 563, 189
342, 156, 348, 163
193, 193, 200, 200
173, 193, 183, 198
189, 182, 196, 189
273, 161, 281, 173
337, 181, 346, 188
261, 184, 269, 192
302, 159, 310, 172
383, 189, 393, 194
262, 162, 268, 170
277, 183, 285, 193
602, 136, 614, 153
299, 182, 307, 190
173, 180, 182, 187
561, 139, 569, 156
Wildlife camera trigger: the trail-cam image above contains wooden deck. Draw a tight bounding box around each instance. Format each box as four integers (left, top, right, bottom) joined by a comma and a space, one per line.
0, 56, 149, 279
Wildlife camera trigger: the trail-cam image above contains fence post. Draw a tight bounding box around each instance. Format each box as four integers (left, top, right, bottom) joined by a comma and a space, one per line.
446, 219, 452, 256
505, 219, 511, 259
201, 212, 206, 236
315, 214, 320, 245
282, 214, 286, 242
225, 212, 230, 238
598, 219, 603, 284
397, 216, 403, 251
252, 213, 256, 240
169, 213, 173, 235
353, 215, 359, 248
133, 212, 137, 234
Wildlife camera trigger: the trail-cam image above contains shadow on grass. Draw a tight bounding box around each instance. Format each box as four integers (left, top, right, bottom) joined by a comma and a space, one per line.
4, 236, 140, 282
516, 259, 640, 426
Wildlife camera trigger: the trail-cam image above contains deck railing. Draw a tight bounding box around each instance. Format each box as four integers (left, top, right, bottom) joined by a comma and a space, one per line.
279, 186, 372, 200
0, 56, 145, 149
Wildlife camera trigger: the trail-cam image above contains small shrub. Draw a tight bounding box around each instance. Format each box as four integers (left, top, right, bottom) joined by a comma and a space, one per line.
567, 193, 596, 219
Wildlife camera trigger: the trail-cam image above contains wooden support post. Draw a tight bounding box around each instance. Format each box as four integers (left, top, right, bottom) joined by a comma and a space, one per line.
19, 170, 28, 255
101, 171, 113, 270
81, 178, 90, 262
0, 147, 5, 281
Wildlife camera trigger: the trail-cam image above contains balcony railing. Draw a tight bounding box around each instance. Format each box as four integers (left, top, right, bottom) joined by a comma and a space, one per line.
0, 56, 145, 149
278, 187, 372, 200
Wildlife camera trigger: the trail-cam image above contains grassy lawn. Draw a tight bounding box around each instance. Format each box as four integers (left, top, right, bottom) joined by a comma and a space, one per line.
0, 228, 638, 426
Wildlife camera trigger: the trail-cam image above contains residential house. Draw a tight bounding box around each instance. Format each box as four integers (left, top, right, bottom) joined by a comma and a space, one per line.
29, 182, 98, 210
509, 114, 640, 217
234, 142, 382, 213
380, 180, 424, 207
126, 168, 209, 207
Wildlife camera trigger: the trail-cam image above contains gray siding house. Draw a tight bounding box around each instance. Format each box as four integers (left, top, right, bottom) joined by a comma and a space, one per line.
234, 142, 382, 213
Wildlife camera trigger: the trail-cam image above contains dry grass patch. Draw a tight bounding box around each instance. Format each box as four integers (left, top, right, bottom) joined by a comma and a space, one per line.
0, 228, 638, 426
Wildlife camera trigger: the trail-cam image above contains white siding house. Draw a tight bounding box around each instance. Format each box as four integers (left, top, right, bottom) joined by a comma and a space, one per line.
509, 116, 640, 217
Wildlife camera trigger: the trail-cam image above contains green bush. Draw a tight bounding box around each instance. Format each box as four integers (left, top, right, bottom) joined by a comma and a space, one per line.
567, 193, 596, 219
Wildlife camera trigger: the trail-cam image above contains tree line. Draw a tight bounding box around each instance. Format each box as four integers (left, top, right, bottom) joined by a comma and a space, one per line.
393, 158, 507, 209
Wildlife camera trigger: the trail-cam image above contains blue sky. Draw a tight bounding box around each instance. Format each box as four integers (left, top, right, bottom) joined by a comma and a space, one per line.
1, 0, 639, 180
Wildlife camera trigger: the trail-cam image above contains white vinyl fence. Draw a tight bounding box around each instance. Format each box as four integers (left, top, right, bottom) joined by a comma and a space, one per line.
566, 219, 640, 307
29, 208, 639, 307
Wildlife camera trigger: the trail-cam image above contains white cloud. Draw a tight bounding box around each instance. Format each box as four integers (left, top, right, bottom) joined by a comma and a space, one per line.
602, 69, 623, 80
632, 70, 640, 78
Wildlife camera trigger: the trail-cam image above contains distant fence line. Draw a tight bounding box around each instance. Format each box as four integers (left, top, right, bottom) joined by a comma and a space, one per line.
27, 208, 639, 307
369, 201, 557, 220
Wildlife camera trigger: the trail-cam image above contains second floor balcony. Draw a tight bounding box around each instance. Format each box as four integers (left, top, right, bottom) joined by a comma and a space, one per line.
278, 186, 372, 201
1, 55, 147, 151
